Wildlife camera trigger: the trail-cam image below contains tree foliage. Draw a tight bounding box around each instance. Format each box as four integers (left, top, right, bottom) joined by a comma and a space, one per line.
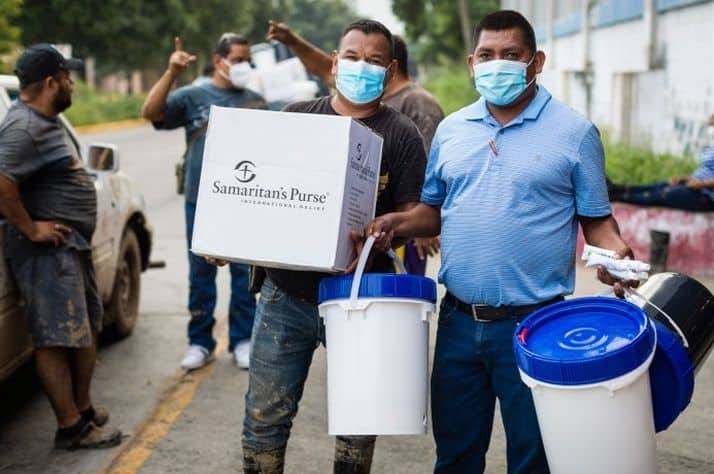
13, 0, 357, 74
17, 0, 187, 72
393, 0, 499, 64
271, 0, 360, 53
0, 0, 22, 73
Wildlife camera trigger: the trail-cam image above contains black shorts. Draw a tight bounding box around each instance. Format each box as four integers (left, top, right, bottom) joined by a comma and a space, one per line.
10, 248, 103, 348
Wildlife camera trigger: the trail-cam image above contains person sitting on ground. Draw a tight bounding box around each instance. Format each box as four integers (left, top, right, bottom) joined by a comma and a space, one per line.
608, 115, 714, 212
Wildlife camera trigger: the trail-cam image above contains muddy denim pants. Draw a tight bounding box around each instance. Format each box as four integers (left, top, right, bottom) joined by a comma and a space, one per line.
242, 278, 375, 473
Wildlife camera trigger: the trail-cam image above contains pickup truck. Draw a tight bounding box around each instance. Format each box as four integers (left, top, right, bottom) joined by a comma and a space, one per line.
0, 74, 153, 383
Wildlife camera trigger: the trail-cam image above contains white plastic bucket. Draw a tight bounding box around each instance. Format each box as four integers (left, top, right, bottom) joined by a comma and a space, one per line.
514, 297, 658, 474
317, 237, 436, 435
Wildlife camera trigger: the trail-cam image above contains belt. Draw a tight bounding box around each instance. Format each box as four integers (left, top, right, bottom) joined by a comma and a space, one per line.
443, 292, 564, 322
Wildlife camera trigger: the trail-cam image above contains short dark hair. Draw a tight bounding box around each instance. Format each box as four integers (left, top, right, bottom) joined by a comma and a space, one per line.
214, 33, 249, 57
473, 10, 537, 54
342, 19, 394, 60
393, 35, 409, 76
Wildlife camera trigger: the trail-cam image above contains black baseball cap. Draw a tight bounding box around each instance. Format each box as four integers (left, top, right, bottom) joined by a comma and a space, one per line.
14, 43, 84, 87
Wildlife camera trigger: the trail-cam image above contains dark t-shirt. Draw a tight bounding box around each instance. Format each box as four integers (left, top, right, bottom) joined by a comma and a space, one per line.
384, 83, 444, 153
266, 96, 427, 303
0, 101, 97, 256
152, 82, 267, 203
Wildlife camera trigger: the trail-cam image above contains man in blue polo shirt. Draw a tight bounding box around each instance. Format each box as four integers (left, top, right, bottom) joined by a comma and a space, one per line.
364, 10, 636, 474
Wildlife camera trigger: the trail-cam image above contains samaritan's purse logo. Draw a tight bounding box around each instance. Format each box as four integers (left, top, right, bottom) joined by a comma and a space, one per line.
234, 160, 256, 183
211, 161, 329, 211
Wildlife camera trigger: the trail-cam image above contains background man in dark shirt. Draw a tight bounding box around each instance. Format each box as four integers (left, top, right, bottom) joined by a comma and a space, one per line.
211, 20, 426, 474
0, 44, 122, 449
267, 22, 443, 275
143, 34, 267, 371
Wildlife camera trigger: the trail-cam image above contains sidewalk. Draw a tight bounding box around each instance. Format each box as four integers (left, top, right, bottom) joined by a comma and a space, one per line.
129, 261, 714, 473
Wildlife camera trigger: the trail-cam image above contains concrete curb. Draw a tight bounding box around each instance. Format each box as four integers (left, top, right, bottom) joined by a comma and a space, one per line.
74, 118, 148, 135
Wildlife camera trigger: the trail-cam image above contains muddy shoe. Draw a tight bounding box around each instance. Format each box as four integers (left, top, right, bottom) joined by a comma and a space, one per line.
81, 406, 110, 427
243, 447, 285, 473
55, 419, 122, 450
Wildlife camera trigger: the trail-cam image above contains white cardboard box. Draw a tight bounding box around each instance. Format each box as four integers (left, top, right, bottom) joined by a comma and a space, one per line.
191, 106, 383, 272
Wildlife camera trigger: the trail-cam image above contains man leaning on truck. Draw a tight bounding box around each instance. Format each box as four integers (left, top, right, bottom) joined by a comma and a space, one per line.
0, 44, 122, 450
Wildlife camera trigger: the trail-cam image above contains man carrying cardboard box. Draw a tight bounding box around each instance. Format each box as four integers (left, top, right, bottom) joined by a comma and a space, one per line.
210, 19, 427, 474
143, 34, 267, 370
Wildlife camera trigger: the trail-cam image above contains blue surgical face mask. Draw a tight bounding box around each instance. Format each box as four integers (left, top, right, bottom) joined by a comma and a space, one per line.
473, 56, 536, 106
335, 59, 387, 105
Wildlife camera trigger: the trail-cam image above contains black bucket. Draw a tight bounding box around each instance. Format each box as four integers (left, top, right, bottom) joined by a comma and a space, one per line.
633, 272, 714, 371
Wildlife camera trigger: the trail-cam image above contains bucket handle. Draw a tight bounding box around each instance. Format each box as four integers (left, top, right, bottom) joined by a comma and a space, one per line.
349, 235, 407, 309
625, 287, 690, 349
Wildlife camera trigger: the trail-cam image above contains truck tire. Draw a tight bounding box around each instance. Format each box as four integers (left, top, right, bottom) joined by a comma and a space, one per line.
104, 229, 141, 339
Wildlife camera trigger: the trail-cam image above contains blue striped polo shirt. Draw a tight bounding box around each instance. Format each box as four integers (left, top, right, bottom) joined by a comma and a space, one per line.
421, 86, 611, 306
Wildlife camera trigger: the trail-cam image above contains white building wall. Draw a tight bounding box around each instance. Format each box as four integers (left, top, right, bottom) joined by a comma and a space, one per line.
500, 0, 714, 156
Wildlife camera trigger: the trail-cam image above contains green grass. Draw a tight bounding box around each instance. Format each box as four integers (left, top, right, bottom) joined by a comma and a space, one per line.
604, 138, 699, 185
64, 81, 145, 126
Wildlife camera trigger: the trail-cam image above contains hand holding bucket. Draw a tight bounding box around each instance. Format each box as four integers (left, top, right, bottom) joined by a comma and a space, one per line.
349, 235, 406, 309
318, 235, 436, 435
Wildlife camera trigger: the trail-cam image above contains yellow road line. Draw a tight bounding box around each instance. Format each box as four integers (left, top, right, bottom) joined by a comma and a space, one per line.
75, 118, 148, 135
104, 323, 228, 474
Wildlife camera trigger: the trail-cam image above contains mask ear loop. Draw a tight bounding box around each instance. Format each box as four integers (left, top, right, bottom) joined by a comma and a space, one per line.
218, 59, 231, 81
524, 53, 537, 89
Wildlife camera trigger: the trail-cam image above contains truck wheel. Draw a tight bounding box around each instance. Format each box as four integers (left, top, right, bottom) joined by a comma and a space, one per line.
104, 229, 141, 339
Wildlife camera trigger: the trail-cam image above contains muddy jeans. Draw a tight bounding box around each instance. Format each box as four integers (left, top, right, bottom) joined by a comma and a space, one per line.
242, 278, 376, 473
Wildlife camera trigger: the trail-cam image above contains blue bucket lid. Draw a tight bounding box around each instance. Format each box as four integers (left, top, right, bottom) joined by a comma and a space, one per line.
513, 297, 656, 386
649, 320, 695, 432
318, 273, 437, 304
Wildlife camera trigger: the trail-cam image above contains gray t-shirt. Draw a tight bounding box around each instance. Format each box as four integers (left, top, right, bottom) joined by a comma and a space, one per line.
0, 101, 97, 255
384, 83, 445, 153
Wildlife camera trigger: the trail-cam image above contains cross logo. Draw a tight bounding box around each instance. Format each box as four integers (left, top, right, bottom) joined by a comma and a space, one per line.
234, 160, 256, 183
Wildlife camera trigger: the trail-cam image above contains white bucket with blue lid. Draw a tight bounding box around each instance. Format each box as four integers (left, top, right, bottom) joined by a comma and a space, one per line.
318, 237, 436, 435
513, 297, 658, 474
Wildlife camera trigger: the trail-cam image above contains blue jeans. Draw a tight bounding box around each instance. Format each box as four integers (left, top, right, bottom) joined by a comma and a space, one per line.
185, 201, 256, 352
242, 278, 375, 469
615, 181, 714, 211
431, 300, 549, 474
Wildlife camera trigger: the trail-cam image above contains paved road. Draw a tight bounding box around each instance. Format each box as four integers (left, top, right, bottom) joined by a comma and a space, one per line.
0, 124, 713, 473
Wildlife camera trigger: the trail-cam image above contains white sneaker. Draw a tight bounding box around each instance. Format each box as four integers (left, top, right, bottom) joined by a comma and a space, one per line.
234, 340, 251, 370
180, 345, 212, 370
